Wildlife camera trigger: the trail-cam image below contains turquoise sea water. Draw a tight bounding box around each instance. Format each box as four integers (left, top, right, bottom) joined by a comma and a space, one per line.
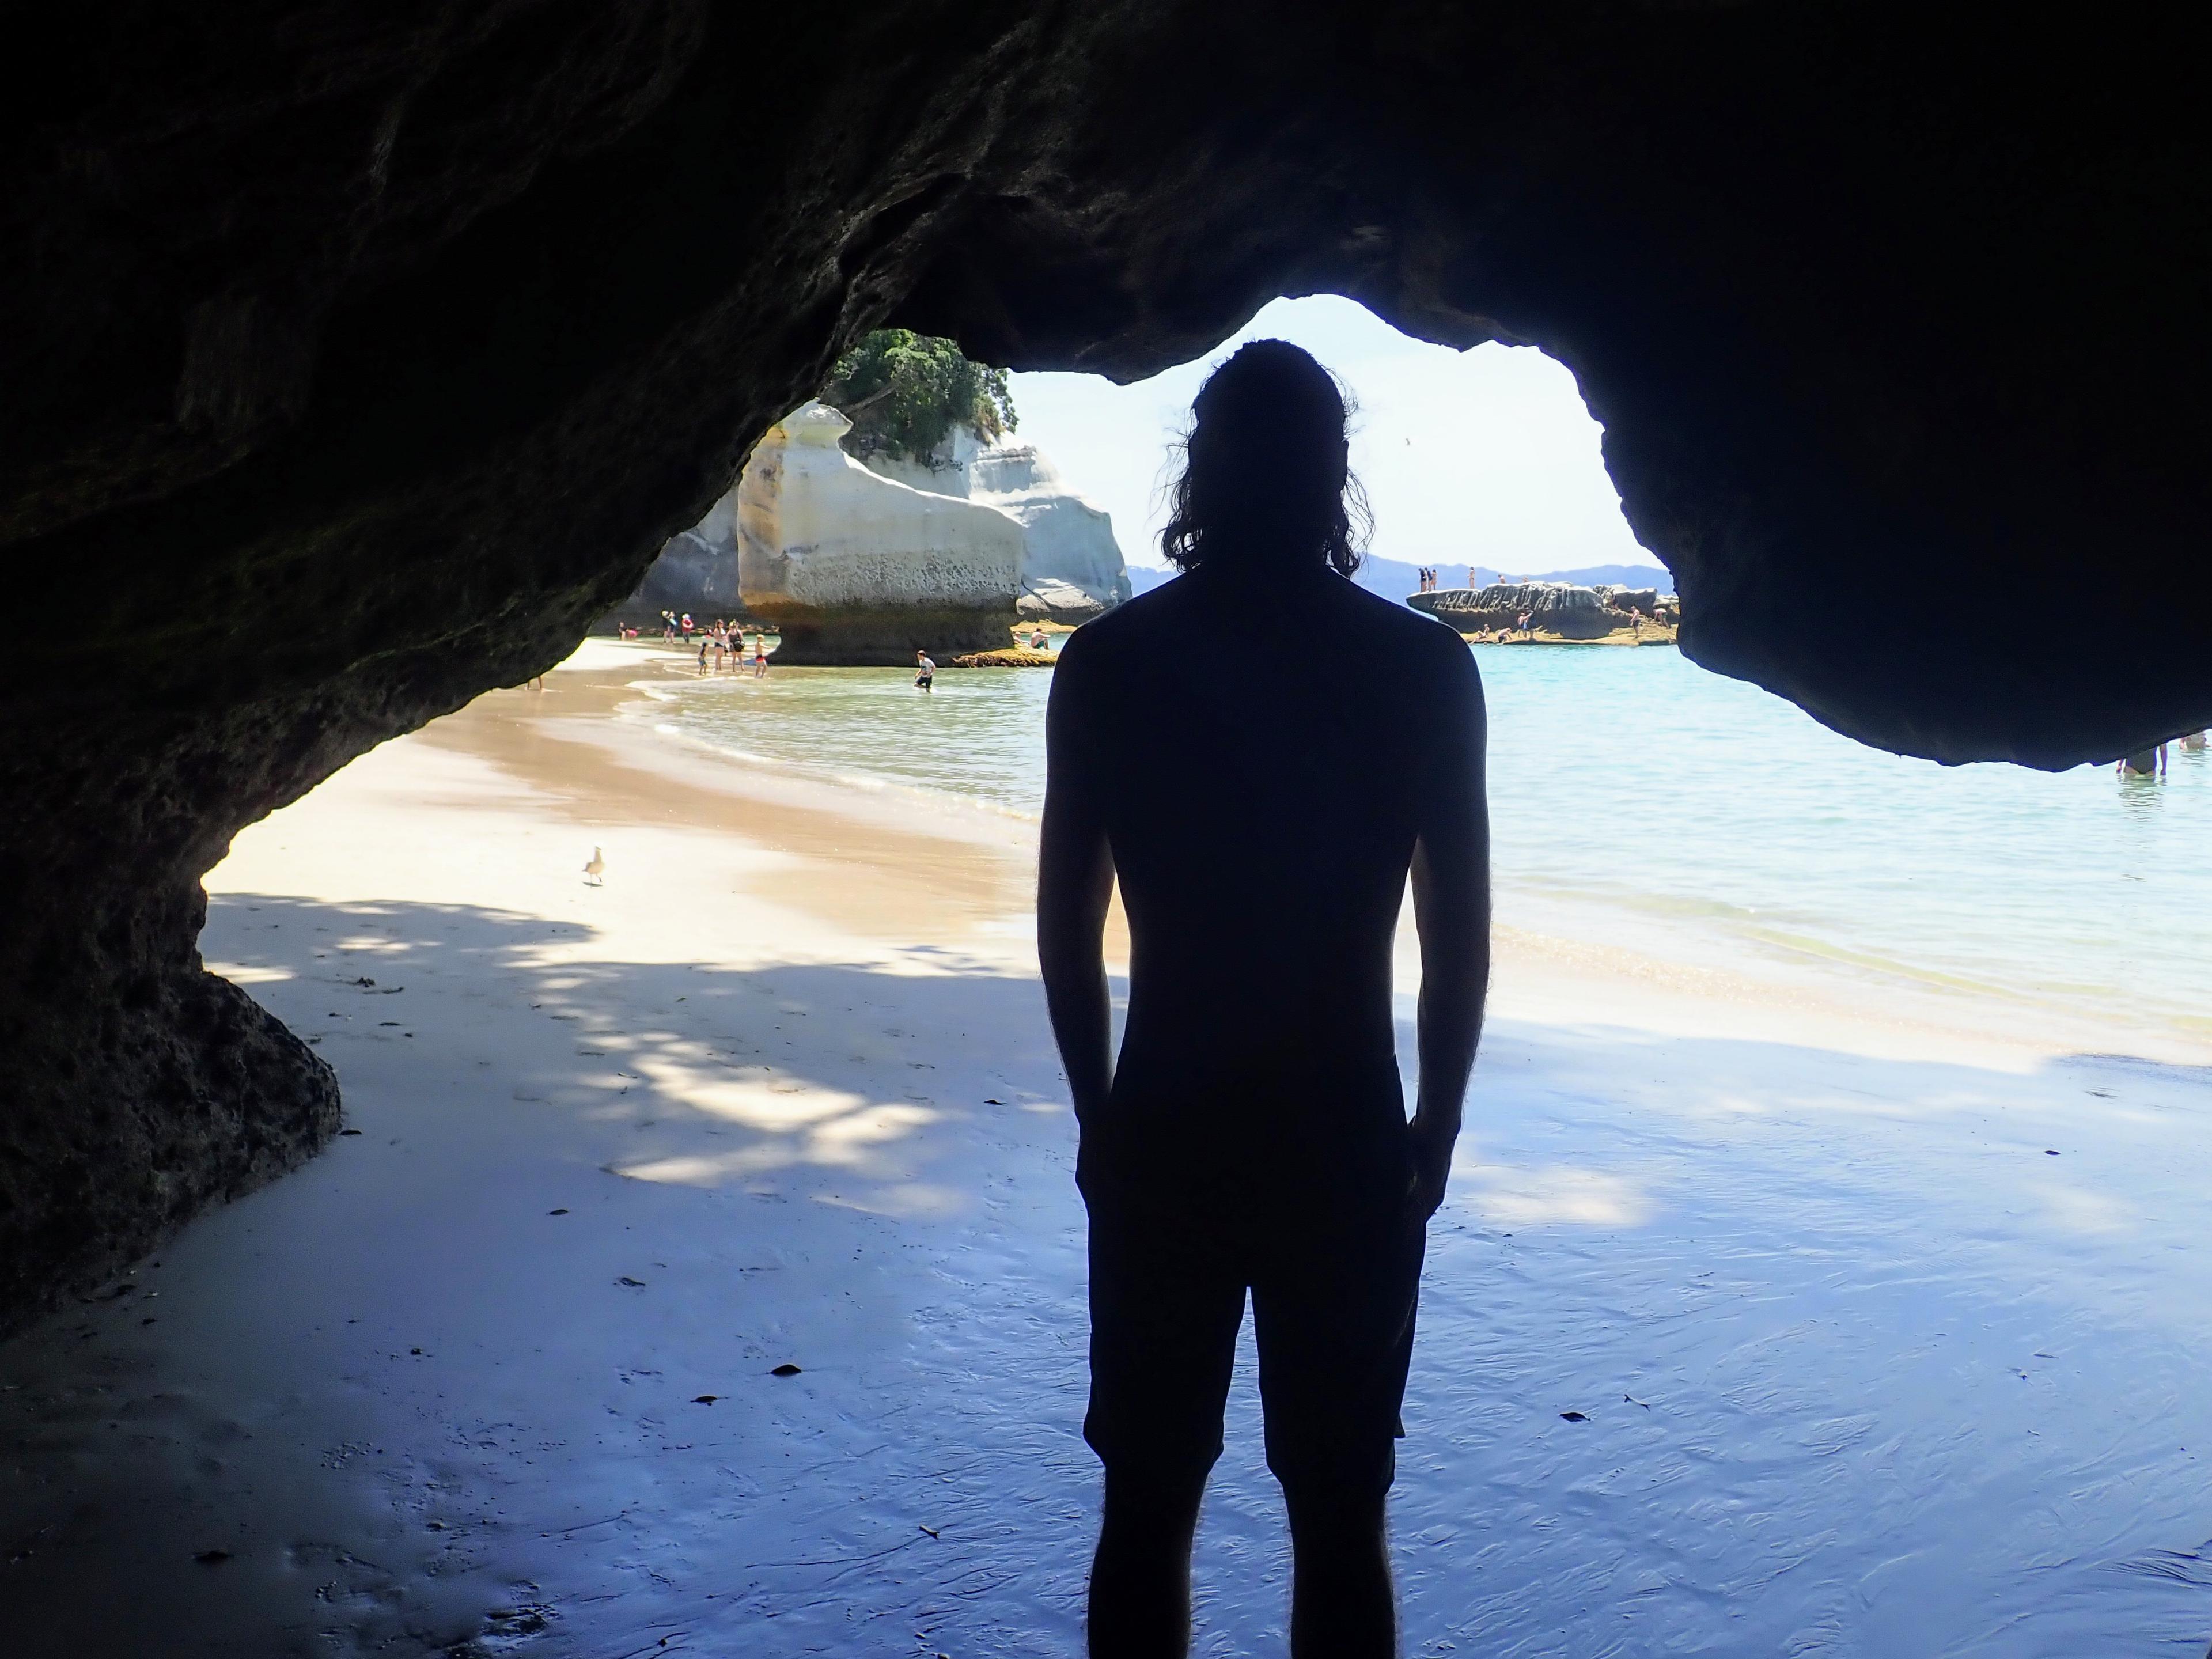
637, 647, 2212, 1050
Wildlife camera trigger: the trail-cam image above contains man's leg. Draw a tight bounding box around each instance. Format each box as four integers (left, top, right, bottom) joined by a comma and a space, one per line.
1088, 1465, 1210, 1658
1079, 1130, 1242, 1659
1283, 1481, 1396, 1658
1252, 1127, 1425, 1659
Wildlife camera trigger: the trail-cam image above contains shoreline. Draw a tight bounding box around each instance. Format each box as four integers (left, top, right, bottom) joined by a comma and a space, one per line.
532, 638, 2200, 1071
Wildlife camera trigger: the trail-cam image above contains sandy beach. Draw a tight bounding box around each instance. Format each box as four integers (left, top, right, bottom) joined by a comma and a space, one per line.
6, 642, 2212, 1657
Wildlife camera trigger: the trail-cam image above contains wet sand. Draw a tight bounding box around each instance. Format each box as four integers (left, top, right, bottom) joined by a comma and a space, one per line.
5, 645, 2211, 1656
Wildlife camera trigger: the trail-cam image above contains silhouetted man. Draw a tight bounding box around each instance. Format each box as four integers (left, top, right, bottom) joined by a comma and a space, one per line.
1039, 340, 1490, 1657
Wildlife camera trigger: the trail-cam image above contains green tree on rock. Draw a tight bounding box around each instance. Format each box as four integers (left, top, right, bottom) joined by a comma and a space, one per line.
820, 329, 1017, 461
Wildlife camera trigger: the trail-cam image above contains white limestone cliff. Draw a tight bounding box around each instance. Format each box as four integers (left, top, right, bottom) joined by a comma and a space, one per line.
858, 423, 1131, 621
615, 406, 1128, 654
729, 402, 1025, 662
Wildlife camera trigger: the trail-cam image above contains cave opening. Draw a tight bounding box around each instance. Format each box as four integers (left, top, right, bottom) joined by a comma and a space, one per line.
9, 3, 2212, 1650
13, 282, 2212, 1654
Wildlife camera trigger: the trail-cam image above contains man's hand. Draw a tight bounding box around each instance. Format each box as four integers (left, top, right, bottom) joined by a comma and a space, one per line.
1405, 1112, 1457, 1225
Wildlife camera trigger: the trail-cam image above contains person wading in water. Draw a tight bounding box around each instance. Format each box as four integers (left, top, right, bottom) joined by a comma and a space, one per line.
1039, 340, 1490, 1658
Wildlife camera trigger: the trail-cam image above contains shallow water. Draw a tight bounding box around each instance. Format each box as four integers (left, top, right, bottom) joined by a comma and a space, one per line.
637, 646, 2212, 1050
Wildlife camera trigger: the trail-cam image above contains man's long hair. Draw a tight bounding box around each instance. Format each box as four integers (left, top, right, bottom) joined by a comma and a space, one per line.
1159, 339, 1371, 577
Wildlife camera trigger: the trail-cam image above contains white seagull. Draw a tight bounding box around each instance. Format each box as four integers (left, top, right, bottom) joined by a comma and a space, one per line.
584, 846, 605, 886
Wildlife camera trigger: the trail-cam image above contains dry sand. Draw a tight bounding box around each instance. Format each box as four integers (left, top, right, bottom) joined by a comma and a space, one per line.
6, 643, 2212, 1657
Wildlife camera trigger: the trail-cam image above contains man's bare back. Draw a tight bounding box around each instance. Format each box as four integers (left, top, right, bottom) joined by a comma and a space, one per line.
1049, 559, 1482, 1098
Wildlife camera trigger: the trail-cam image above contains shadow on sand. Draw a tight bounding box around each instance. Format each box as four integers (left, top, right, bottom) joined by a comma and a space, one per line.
3, 893, 2210, 1657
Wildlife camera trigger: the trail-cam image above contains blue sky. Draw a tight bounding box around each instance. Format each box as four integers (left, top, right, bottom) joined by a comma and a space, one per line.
1007, 294, 1662, 573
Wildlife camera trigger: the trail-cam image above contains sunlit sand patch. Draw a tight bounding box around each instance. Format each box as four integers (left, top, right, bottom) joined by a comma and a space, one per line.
333, 933, 413, 954
631, 1057, 870, 1130
203, 962, 293, 984
1456, 1162, 1654, 1228
812, 1183, 966, 1219
616, 1146, 964, 1218
615, 1104, 944, 1188
809, 1101, 940, 1152
552, 637, 653, 672
2031, 1182, 2135, 1236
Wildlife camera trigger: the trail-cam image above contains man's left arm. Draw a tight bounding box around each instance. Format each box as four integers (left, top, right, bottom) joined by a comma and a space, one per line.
1038, 638, 1116, 1125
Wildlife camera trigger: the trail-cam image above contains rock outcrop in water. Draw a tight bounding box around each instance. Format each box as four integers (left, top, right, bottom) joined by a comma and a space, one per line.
620, 415, 1130, 637
4, 2, 2211, 1327
1594, 585, 1664, 618
1412, 581, 1619, 638
865, 429, 1131, 623
733, 403, 1025, 664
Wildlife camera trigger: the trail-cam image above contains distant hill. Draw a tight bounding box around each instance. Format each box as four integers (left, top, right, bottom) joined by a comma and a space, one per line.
1124, 554, 1672, 601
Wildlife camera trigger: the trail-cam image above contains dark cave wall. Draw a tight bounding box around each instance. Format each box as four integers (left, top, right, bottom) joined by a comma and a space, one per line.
3, 0, 2209, 1327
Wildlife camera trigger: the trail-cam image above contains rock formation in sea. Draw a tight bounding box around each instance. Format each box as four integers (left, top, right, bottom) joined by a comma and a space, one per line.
1413, 581, 1624, 638
5, 2, 2209, 1326
729, 402, 1026, 664
860, 426, 1132, 623
1592, 584, 1664, 618
614, 406, 1128, 645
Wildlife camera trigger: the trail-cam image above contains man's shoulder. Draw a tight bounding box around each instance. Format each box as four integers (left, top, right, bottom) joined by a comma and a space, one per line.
1336, 577, 1476, 656
1061, 578, 1188, 655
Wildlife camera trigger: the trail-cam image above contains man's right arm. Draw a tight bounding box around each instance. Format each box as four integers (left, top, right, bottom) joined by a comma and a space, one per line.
1408, 639, 1491, 1221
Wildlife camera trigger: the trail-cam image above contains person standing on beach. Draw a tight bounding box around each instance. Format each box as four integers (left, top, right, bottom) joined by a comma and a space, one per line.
1040, 340, 1489, 1658
915, 649, 935, 692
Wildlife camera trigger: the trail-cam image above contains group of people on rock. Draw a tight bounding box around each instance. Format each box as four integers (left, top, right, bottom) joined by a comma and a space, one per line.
1482, 612, 1534, 642
1413, 566, 1482, 593
1468, 601, 1658, 645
